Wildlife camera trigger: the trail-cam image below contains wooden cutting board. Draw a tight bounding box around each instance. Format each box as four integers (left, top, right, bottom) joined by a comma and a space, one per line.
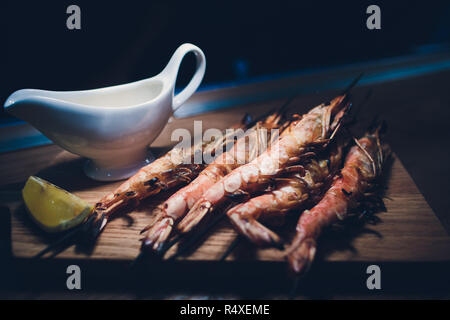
3, 103, 450, 264
6, 153, 450, 263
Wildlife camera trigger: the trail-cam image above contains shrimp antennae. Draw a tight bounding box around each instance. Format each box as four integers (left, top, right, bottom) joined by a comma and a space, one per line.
341, 73, 364, 96
130, 232, 185, 269
219, 236, 242, 261
246, 95, 297, 129
167, 211, 228, 261
33, 227, 80, 259
32, 214, 97, 259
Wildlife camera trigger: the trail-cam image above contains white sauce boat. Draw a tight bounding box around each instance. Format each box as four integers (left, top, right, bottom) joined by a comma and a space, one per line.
4, 43, 206, 181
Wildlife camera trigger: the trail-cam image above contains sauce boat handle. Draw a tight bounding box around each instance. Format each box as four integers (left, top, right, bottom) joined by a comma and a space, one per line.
162, 43, 206, 111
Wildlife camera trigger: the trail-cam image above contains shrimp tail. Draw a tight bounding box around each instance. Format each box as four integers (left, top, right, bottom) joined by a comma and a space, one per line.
141, 217, 174, 253
286, 237, 317, 275
82, 211, 108, 241
176, 201, 212, 233
228, 213, 284, 248
86, 190, 141, 239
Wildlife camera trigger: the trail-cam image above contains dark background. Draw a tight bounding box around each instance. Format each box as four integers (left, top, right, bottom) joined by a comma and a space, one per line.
3, 0, 450, 117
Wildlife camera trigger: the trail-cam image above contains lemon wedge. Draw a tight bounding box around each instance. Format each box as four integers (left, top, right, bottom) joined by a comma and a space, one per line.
22, 176, 93, 233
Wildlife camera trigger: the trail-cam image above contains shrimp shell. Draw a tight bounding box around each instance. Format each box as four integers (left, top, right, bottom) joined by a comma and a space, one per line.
177, 95, 350, 235
141, 110, 288, 252
227, 137, 346, 247
286, 128, 388, 275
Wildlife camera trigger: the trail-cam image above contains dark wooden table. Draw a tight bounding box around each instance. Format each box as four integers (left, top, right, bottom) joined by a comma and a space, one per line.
1, 55, 450, 299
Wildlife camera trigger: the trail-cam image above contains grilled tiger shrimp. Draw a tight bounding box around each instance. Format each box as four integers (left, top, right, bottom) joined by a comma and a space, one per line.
140, 108, 288, 252
286, 127, 388, 275
86, 115, 253, 238
227, 137, 346, 248
177, 95, 350, 235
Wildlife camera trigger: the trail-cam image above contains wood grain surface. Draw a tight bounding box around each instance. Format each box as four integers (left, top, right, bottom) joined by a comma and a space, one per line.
2, 104, 450, 263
